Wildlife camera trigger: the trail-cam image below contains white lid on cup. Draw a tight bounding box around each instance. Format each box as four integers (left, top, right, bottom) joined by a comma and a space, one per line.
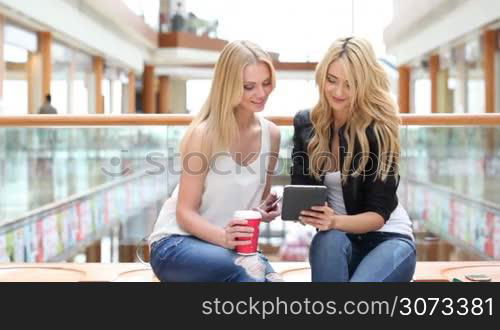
233, 210, 262, 220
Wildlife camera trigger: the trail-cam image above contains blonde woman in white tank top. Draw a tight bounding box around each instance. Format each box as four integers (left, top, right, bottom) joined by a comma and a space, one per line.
149, 41, 282, 282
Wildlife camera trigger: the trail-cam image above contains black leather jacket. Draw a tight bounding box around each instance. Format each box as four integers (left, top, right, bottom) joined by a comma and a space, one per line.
290, 110, 399, 222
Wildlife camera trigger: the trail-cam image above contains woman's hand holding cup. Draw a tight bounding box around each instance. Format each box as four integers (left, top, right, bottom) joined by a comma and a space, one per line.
223, 218, 254, 250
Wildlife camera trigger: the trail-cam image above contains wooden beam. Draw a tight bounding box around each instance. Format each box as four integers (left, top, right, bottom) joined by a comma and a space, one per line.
398, 66, 411, 113
158, 32, 227, 51
188, 61, 317, 71
1, 114, 500, 127
273, 62, 317, 71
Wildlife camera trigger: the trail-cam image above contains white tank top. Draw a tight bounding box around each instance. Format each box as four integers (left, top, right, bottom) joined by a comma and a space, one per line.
324, 171, 414, 240
149, 115, 271, 244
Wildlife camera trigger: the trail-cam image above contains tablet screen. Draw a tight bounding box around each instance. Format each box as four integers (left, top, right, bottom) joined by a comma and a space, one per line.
281, 185, 328, 221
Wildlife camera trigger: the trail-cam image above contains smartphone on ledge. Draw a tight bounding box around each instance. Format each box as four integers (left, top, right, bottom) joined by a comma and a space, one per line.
464, 274, 492, 282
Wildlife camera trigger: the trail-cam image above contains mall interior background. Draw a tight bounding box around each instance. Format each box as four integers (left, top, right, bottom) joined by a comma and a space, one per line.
0, 0, 499, 264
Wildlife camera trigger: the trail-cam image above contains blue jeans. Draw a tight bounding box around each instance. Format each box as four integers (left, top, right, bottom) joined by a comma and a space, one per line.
150, 235, 277, 282
309, 230, 416, 282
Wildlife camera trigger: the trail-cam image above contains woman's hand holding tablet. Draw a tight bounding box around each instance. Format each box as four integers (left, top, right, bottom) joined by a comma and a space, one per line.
281, 185, 328, 221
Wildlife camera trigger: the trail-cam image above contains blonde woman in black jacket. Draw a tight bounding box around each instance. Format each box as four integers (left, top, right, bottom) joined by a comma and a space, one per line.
291, 37, 416, 282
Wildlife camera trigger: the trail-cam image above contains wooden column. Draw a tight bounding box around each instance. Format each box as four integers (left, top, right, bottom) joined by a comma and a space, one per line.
67, 57, 75, 114
116, 245, 150, 262
128, 71, 136, 113
484, 30, 496, 113
38, 32, 52, 100
85, 241, 101, 262
142, 65, 155, 114
398, 66, 411, 113
118, 245, 136, 262
485, 31, 498, 158
455, 45, 468, 113
0, 15, 4, 103
158, 76, 170, 113
93, 56, 104, 114
27, 53, 36, 114
437, 69, 449, 113
429, 54, 440, 114
27, 53, 42, 114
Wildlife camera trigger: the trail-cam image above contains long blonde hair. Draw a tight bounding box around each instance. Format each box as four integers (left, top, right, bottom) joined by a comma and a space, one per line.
180, 40, 276, 159
308, 36, 401, 183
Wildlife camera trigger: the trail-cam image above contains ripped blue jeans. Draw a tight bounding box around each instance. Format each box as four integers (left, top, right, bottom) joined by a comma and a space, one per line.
150, 235, 277, 282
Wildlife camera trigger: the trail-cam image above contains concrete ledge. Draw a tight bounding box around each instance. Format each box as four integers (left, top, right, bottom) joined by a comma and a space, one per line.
0, 262, 499, 282
277, 261, 500, 282
0, 263, 157, 282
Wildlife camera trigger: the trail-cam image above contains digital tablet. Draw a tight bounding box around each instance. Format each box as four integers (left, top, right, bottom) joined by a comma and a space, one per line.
281, 185, 328, 221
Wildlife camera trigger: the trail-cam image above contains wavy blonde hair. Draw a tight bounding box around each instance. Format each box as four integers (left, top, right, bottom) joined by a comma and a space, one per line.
308, 36, 401, 183
180, 40, 276, 159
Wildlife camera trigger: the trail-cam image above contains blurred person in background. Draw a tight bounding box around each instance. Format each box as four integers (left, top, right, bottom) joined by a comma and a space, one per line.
38, 94, 58, 114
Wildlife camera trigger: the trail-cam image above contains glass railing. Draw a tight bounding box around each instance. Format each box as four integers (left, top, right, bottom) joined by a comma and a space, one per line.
0, 126, 176, 262
399, 125, 500, 260
0, 114, 499, 263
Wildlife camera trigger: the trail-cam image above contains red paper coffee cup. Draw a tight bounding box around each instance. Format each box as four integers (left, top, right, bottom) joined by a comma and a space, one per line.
234, 210, 261, 255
